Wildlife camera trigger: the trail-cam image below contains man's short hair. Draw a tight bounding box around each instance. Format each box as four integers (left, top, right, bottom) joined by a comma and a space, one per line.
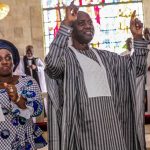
126, 38, 132, 43
26, 45, 33, 53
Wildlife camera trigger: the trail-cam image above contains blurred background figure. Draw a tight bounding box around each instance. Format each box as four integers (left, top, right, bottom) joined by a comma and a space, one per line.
15, 45, 47, 92
144, 28, 150, 41
121, 37, 132, 56
14, 45, 48, 115
144, 28, 150, 113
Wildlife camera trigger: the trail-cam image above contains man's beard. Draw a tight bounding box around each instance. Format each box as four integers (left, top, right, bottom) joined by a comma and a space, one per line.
27, 56, 33, 59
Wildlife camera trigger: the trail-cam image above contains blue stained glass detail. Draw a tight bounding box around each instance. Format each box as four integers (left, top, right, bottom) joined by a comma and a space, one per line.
26, 80, 33, 86
42, 0, 143, 55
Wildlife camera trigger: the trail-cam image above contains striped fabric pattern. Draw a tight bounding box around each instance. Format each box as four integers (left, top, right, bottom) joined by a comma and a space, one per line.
45, 24, 149, 150
136, 75, 146, 150
45, 74, 63, 150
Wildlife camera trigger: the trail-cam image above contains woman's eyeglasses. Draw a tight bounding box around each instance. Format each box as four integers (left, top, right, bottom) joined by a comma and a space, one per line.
0, 55, 12, 62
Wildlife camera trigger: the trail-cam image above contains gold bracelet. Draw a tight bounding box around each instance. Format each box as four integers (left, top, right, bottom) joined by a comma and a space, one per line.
16, 94, 21, 103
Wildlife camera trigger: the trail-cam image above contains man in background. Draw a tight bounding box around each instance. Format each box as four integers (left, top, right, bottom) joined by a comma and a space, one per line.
121, 37, 132, 56
14, 45, 47, 113
144, 28, 150, 113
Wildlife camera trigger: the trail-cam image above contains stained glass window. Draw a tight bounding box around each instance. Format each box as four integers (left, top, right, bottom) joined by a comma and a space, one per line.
42, 0, 143, 54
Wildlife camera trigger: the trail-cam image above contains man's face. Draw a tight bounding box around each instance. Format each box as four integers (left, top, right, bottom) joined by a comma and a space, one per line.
72, 11, 94, 44
26, 49, 33, 58
0, 49, 13, 76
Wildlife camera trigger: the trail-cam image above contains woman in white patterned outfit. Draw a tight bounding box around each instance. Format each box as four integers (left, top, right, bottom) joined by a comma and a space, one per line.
0, 39, 47, 150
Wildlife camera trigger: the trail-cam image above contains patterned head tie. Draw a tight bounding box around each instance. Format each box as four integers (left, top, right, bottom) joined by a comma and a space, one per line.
0, 39, 20, 71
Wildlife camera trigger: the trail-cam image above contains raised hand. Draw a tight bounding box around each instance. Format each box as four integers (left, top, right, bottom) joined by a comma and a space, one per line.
4, 83, 27, 109
4, 83, 18, 103
130, 10, 143, 40
62, 1, 79, 26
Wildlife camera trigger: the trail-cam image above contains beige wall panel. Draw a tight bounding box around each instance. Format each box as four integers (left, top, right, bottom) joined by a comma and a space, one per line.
0, 0, 44, 59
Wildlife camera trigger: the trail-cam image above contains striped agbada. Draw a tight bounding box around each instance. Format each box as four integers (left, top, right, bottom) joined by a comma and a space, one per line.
45, 24, 149, 150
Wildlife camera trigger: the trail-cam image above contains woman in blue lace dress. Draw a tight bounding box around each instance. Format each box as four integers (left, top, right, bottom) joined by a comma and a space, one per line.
0, 39, 47, 150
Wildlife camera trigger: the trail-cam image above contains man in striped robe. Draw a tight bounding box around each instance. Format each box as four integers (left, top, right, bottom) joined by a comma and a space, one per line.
45, 4, 149, 150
